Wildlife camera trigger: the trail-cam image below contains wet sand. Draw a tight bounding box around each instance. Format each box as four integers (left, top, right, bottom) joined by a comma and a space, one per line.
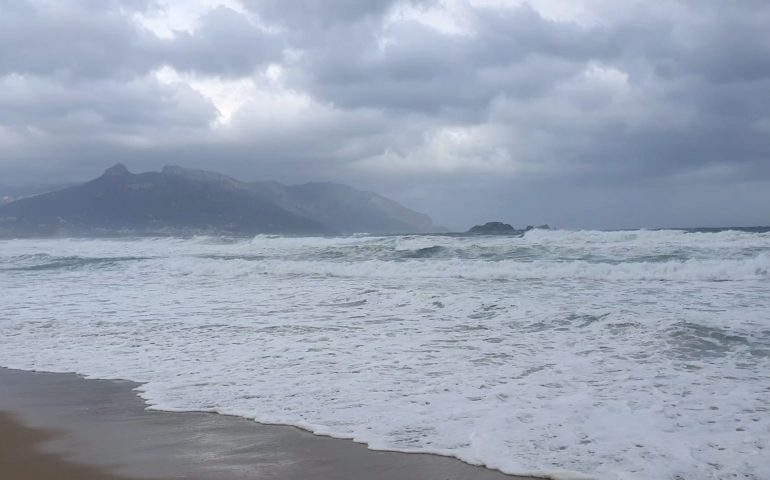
0, 367, 541, 480
0, 412, 163, 480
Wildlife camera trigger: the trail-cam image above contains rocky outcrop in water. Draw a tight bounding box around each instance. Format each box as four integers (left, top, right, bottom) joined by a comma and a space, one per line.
468, 221, 517, 234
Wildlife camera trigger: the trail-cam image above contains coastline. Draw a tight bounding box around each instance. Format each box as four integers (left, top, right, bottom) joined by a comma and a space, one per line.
0, 367, 541, 480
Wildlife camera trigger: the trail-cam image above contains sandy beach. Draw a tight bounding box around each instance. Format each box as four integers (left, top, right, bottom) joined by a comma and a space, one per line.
0, 411, 158, 480
0, 367, 539, 480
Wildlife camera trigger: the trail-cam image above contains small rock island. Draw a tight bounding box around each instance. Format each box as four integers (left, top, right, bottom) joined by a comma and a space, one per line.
468, 221, 517, 234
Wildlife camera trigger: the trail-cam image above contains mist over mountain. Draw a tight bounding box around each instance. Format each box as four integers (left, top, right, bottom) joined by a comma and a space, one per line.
0, 183, 81, 205
0, 165, 434, 237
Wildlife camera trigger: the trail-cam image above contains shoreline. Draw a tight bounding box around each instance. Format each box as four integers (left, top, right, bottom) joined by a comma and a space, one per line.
0, 367, 542, 480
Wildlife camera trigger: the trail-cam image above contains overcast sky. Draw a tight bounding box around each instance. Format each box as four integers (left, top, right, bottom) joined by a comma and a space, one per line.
1, 0, 769, 229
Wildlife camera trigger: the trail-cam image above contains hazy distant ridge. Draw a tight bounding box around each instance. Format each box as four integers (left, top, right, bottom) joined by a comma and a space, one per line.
0, 165, 434, 237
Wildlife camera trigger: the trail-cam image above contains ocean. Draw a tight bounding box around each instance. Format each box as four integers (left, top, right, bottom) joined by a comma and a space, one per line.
1, 229, 768, 479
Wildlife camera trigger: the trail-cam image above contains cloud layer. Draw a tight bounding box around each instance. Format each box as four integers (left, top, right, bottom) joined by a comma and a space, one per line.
1, 0, 769, 228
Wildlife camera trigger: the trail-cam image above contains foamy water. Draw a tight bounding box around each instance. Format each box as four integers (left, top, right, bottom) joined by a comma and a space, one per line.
1, 229, 769, 479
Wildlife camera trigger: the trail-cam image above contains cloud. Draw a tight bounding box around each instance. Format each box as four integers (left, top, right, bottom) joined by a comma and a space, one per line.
0, 0, 160, 79
0, 0, 279, 79
163, 5, 282, 76
0, 0, 769, 228
245, 0, 403, 28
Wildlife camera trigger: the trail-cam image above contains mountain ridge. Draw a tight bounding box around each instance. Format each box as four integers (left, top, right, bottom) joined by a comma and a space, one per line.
0, 164, 434, 237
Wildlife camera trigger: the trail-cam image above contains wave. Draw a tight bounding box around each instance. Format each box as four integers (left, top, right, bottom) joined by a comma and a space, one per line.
153, 253, 770, 282
3, 228, 769, 281
521, 227, 770, 247
2, 230, 770, 480
1, 254, 150, 271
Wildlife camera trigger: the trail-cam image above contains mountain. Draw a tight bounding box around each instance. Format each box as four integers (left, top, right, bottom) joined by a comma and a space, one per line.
249, 181, 433, 234
0, 164, 434, 237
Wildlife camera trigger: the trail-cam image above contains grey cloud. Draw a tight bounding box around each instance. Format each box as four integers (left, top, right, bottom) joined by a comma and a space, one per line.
244, 0, 404, 29
0, 1, 280, 80
661, 1, 770, 84
1, 0, 770, 228
278, 5, 619, 119
0, 0, 160, 79
166, 6, 282, 76
0, 75, 218, 132
278, 1, 770, 119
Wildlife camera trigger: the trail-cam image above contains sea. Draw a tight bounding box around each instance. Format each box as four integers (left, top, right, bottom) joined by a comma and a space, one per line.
1, 228, 769, 480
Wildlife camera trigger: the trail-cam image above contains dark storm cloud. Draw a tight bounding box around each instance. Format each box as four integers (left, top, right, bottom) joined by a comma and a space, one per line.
165, 5, 282, 76
1, 0, 769, 228
0, 0, 280, 79
0, 75, 218, 132
0, 0, 160, 79
279, 6, 594, 113
244, 0, 402, 27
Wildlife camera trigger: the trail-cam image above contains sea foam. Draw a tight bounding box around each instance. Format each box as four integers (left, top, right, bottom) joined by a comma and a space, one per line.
1, 229, 769, 479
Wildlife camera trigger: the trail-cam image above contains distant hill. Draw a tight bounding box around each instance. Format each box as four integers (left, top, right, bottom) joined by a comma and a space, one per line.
0, 164, 434, 237
249, 180, 433, 235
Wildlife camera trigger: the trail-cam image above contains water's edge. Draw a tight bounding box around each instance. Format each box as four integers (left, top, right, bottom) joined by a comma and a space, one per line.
0, 366, 557, 480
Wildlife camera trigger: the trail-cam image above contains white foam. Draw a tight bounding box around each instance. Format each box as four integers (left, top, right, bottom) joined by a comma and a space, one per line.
1, 230, 769, 480
140, 253, 769, 282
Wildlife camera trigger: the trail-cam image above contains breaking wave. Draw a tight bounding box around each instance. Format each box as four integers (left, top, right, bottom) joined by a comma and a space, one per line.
1, 228, 769, 480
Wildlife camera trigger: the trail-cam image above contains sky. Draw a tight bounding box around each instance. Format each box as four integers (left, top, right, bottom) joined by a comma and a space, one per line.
1, 0, 769, 229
